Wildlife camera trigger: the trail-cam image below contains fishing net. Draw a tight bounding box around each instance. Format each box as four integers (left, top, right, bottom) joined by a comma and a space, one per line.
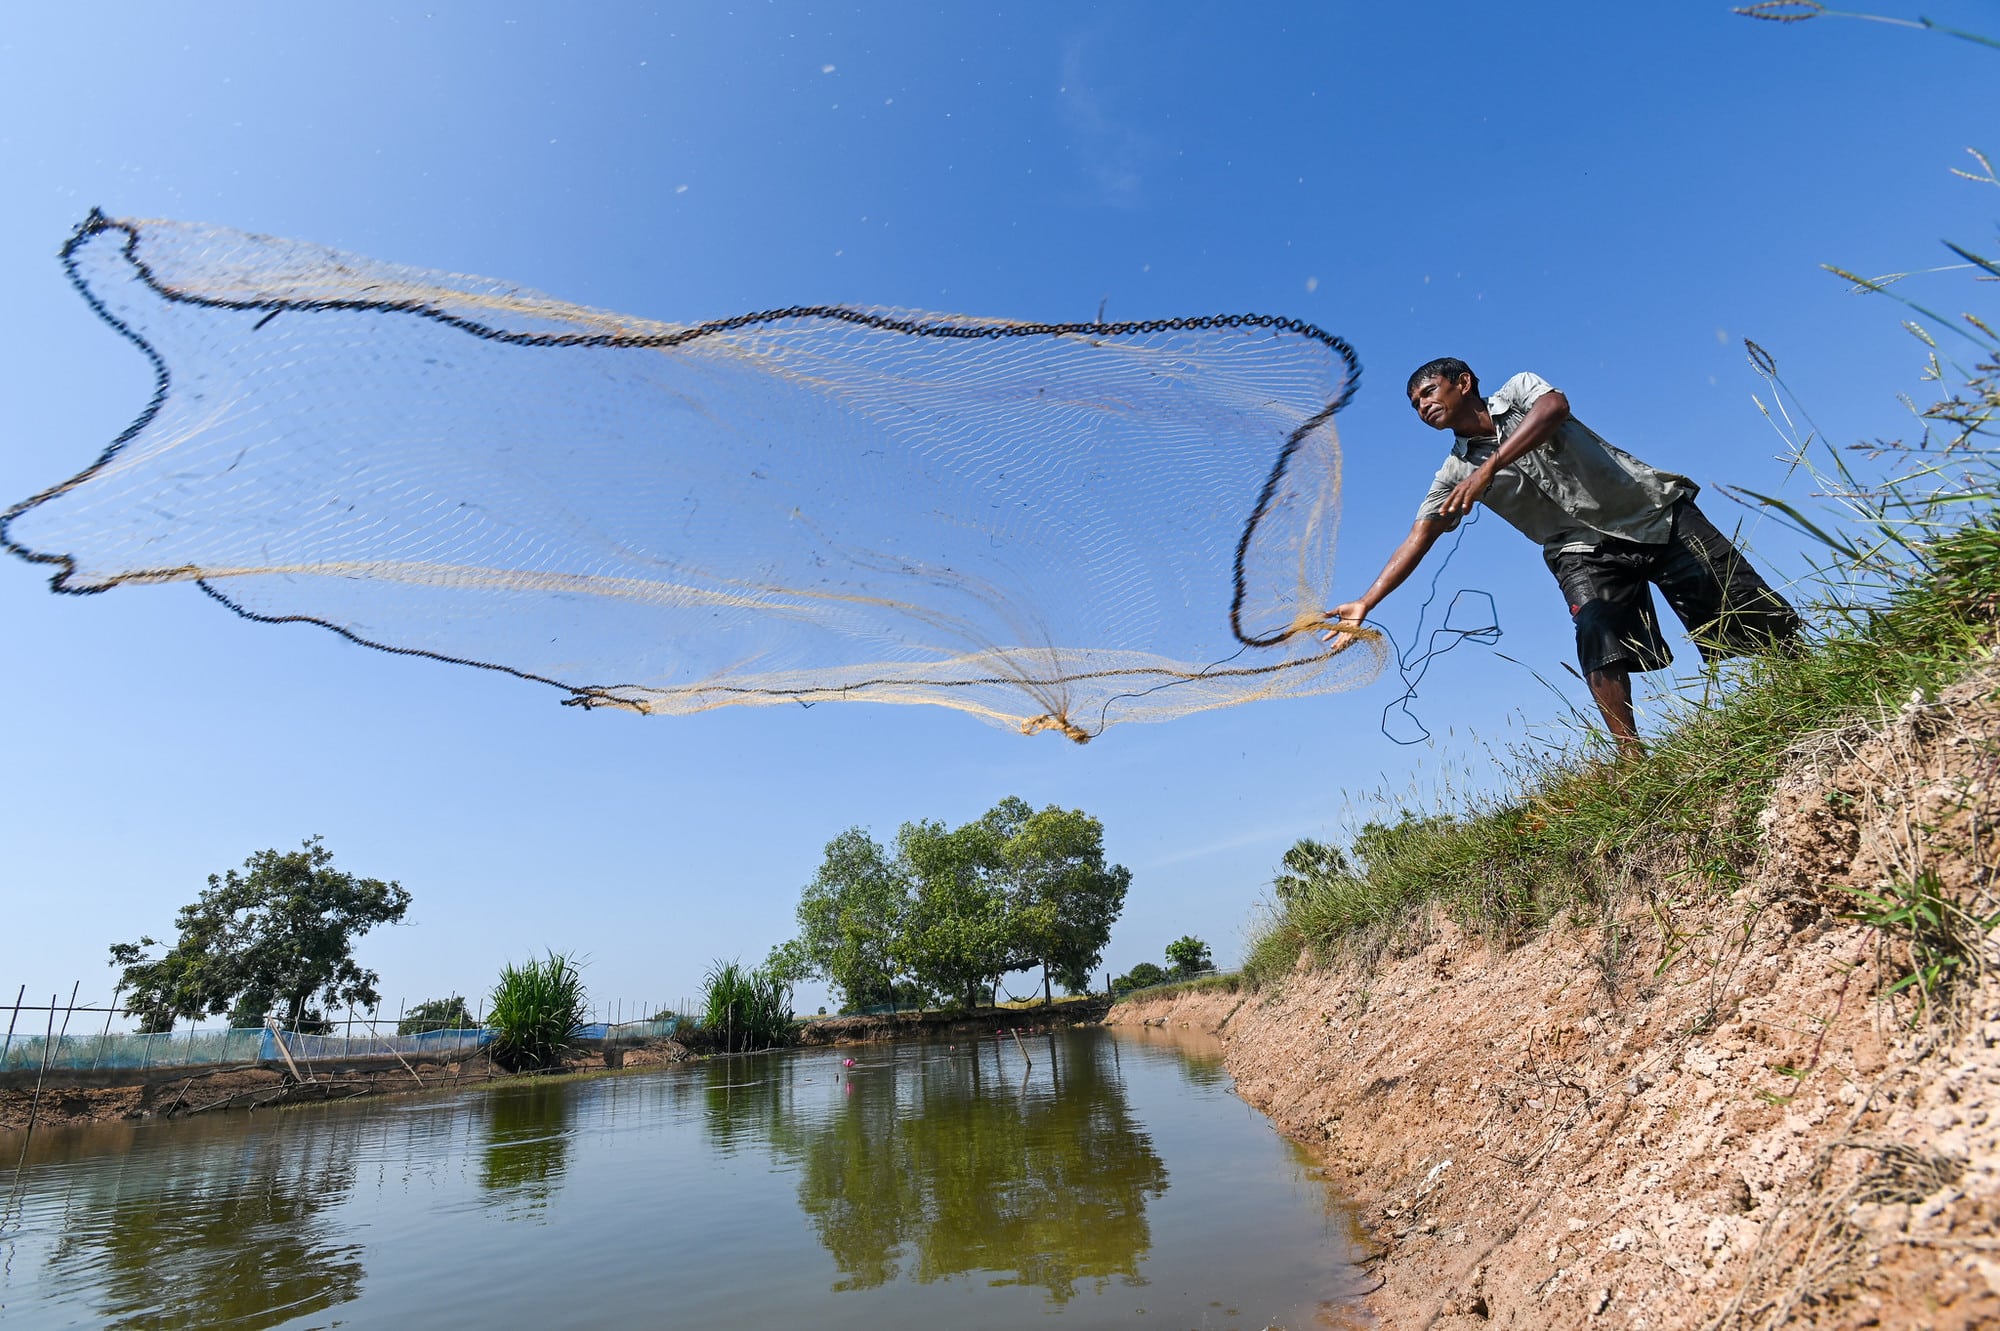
4, 212, 1385, 740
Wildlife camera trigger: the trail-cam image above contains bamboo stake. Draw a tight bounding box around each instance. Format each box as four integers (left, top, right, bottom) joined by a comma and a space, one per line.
2, 984, 23, 1070
19, 986, 75, 1154
91, 986, 123, 1070
369, 1000, 424, 1088
266, 1017, 310, 1084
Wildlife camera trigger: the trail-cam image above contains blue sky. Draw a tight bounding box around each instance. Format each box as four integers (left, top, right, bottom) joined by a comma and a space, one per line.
2, 3, 1993, 1019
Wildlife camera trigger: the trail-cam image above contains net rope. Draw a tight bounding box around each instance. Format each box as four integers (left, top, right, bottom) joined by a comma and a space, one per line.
4, 213, 1389, 739
1367, 507, 1504, 745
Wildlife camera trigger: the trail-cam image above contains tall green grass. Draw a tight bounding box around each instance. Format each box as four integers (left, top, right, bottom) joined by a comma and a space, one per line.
487, 951, 588, 1071
694, 959, 796, 1053
1246, 523, 2000, 987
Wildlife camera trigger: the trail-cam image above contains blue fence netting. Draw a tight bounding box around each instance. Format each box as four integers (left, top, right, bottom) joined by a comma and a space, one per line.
1, 1014, 680, 1074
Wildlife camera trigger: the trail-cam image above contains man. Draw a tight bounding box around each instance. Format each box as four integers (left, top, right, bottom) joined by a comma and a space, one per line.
1328, 358, 1800, 754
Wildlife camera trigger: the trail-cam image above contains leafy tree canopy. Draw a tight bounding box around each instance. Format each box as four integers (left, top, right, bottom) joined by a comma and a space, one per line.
108, 836, 410, 1031
1164, 935, 1213, 978
987, 797, 1130, 1002
1114, 961, 1169, 994
791, 827, 909, 1011
399, 995, 476, 1035
895, 815, 1016, 1010
787, 797, 1131, 1011
1273, 837, 1353, 906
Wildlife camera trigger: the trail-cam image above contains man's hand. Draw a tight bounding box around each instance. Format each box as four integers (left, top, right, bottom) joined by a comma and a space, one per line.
1320, 599, 1371, 646
1441, 464, 1494, 518
1325, 518, 1448, 649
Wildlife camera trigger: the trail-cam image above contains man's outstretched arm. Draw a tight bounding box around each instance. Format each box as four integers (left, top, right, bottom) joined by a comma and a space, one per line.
1325, 518, 1449, 641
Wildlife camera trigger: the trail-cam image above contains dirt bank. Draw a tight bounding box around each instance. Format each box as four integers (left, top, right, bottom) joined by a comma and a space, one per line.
1, 999, 1110, 1133
0, 1038, 693, 1133
1113, 670, 2000, 1329
798, 996, 1111, 1046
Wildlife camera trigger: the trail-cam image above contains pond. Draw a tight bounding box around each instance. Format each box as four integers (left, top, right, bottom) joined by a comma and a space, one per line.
0, 1026, 1366, 1329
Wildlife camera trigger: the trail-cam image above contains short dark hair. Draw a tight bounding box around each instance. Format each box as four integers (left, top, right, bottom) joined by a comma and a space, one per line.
1406, 357, 1479, 398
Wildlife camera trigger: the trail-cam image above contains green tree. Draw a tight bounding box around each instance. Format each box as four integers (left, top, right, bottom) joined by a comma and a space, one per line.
895, 817, 1016, 1010
1164, 935, 1212, 978
784, 797, 1132, 1013
1351, 811, 1455, 875
762, 939, 813, 986
792, 828, 910, 1011
398, 996, 476, 1035
108, 836, 410, 1030
1114, 961, 1169, 994
1273, 837, 1352, 906
988, 797, 1131, 1004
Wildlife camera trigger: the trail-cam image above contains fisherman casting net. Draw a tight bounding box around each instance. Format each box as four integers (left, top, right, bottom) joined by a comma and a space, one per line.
4, 214, 1385, 739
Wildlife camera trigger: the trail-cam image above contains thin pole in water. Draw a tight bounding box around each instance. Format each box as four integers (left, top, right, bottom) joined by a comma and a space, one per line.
92, 985, 123, 1071
2, 984, 23, 1070
57, 982, 80, 1066
21, 985, 76, 1152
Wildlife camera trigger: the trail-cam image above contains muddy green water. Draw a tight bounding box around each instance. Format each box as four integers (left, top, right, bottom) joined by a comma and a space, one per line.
0, 1027, 1362, 1329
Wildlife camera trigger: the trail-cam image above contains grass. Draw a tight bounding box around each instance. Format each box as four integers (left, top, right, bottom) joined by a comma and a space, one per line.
1838, 869, 2000, 1021
690, 959, 796, 1053
486, 952, 588, 1071
1245, 519, 2000, 990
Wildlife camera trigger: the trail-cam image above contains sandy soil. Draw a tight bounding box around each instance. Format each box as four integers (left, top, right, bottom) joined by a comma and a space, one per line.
1112, 667, 2000, 1330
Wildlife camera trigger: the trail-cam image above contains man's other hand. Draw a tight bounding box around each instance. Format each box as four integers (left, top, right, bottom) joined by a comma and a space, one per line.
1441, 465, 1494, 517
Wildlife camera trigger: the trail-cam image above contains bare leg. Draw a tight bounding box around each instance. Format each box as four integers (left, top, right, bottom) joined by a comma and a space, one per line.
1585, 665, 1644, 757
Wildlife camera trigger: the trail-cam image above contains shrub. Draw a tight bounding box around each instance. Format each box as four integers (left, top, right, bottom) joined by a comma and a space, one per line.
698, 959, 796, 1052
487, 952, 587, 1071
1114, 961, 1169, 994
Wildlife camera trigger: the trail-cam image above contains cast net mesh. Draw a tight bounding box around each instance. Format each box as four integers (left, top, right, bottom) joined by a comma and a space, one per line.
4, 214, 1384, 740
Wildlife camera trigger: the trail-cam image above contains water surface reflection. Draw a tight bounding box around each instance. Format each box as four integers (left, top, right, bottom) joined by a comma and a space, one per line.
758, 1034, 1169, 1299
2, 1027, 1361, 1330
477, 1080, 573, 1216
38, 1114, 366, 1330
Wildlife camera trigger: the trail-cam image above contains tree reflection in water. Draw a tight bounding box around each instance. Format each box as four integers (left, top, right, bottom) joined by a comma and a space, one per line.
44, 1117, 365, 1331
704, 1029, 1170, 1303
477, 1080, 574, 1216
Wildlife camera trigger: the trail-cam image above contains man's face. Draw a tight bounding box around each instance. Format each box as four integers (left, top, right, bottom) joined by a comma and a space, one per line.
1407, 372, 1476, 431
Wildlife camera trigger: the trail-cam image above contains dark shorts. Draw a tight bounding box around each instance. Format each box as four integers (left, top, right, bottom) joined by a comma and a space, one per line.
1546, 499, 1801, 676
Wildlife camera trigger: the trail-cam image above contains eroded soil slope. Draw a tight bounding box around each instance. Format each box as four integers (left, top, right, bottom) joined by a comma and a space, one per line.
1114, 666, 2000, 1330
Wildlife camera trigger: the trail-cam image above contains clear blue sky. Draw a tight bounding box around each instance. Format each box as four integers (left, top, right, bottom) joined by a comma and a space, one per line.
2, 3, 1993, 1019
